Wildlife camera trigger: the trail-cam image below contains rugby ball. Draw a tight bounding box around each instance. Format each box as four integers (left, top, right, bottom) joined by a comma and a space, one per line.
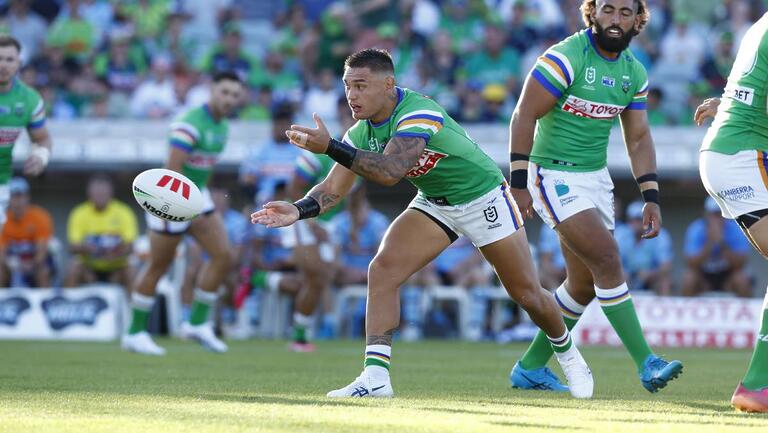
132, 168, 203, 222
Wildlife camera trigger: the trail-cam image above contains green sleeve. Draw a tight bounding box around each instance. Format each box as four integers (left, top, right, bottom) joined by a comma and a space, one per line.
341, 121, 368, 150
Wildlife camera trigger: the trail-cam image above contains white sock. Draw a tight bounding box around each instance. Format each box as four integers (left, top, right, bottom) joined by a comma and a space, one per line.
293, 312, 313, 328
267, 272, 283, 292
131, 292, 154, 311
364, 344, 391, 382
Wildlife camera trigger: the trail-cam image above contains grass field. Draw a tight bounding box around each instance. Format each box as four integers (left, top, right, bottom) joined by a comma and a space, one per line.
1, 340, 767, 433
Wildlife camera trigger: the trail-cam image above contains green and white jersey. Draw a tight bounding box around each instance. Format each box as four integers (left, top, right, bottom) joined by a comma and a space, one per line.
343, 87, 503, 205
0, 79, 46, 184
295, 152, 342, 222
702, 13, 768, 154
168, 104, 228, 189
530, 28, 649, 172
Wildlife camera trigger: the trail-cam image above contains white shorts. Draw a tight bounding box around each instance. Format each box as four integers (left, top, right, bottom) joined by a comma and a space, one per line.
279, 220, 337, 262
408, 183, 523, 248
700, 150, 768, 219
528, 164, 615, 230
145, 187, 215, 234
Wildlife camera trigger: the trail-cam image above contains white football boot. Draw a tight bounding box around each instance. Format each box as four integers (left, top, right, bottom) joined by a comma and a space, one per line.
327, 370, 394, 398
555, 346, 594, 399
179, 321, 228, 353
121, 331, 166, 356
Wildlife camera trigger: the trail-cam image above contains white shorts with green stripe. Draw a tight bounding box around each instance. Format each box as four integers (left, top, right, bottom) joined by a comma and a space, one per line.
145, 187, 215, 235
408, 183, 523, 248
700, 149, 768, 220
528, 164, 615, 230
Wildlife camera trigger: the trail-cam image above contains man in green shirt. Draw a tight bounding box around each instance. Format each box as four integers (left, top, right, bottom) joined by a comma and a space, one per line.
122, 71, 245, 356
508, 0, 682, 394
694, 11, 768, 413
0, 35, 53, 225
252, 48, 594, 399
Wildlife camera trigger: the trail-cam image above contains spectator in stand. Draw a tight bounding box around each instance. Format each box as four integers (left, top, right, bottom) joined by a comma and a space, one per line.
504, 0, 539, 54
480, 83, 510, 123
239, 102, 303, 205
118, 0, 170, 41
59, 0, 114, 47
438, 0, 484, 54
300, 68, 339, 123
46, 0, 96, 62
333, 184, 389, 287
252, 50, 301, 100
537, 224, 566, 291
177, 0, 235, 56
65, 174, 138, 287
149, 9, 196, 66
455, 80, 485, 123
646, 87, 669, 126
239, 84, 273, 121
699, 31, 735, 92
432, 234, 495, 341
0, 178, 53, 288
199, 23, 259, 85
461, 21, 520, 95
92, 30, 148, 96
616, 201, 674, 295
7, 0, 48, 65
130, 55, 178, 118
683, 197, 753, 298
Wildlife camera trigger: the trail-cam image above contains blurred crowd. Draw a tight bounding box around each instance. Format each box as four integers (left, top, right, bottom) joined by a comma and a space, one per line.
1, 0, 766, 124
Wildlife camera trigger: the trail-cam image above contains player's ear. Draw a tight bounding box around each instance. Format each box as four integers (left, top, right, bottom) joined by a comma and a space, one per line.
384, 75, 395, 90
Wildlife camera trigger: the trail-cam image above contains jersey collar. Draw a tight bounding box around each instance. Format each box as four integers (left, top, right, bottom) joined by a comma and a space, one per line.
368, 86, 404, 128
586, 28, 621, 63
0, 78, 17, 95
202, 103, 221, 123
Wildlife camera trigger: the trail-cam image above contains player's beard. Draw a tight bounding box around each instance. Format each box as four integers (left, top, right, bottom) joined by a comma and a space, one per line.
593, 22, 636, 53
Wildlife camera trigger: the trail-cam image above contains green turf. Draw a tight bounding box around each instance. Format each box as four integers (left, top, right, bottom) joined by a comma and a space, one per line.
0, 340, 767, 433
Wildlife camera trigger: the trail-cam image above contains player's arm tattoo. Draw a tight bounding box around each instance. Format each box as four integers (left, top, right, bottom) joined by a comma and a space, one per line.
350, 136, 426, 186
366, 329, 395, 346
307, 188, 341, 215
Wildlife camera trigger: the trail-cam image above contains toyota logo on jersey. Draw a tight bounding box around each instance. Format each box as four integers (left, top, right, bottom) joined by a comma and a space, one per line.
156, 174, 191, 200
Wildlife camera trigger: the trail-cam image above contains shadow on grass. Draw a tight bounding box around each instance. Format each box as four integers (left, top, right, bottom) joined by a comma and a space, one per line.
199, 393, 366, 408
490, 421, 583, 430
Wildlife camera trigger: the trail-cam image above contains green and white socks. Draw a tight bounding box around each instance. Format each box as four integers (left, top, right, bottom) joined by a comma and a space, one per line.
293, 312, 312, 343
742, 292, 768, 390
189, 288, 218, 326
519, 284, 585, 369
595, 282, 652, 370
364, 344, 391, 382
128, 292, 154, 335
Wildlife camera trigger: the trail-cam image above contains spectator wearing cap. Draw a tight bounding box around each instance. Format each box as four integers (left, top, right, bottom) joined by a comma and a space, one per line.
615, 201, 674, 295
682, 197, 753, 297
480, 83, 509, 123
0, 177, 53, 288
198, 23, 259, 85
239, 102, 304, 206
92, 30, 148, 96
129, 55, 178, 119
65, 174, 138, 288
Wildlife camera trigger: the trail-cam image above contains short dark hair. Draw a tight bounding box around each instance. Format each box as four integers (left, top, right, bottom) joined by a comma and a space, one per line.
272, 101, 294, 121
344, 49, 394, 74
88, 172, 112, 186
0, 35, 21, 54
581, 0, 650, 32
212, 70, 244, 85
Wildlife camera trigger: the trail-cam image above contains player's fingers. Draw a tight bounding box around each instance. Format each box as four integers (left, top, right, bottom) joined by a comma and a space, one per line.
313, 112, 327, 131
285, 130, 309, 146
290, 124, 317, 135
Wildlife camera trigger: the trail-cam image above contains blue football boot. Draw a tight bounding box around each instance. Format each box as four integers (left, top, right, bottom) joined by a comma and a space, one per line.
639, 355, 683, 393
509, 361, 569, 392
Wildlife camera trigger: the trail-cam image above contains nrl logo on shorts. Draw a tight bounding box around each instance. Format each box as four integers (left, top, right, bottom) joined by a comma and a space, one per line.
585, 67, 596, 84
483, 205, 498, 223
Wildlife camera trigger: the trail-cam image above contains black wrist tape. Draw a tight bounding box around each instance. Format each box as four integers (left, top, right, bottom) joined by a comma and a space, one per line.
326, 138, 357, 169
510, 153, 529, 162
642, 189, 659, 204
636, 173, 658, 184
293, 196, 320, 220
509, 169, 528, 189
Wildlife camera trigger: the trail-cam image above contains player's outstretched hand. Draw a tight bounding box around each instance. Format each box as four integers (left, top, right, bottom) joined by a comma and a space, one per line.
251, 201, 299, 228
286, 113, 331, 154
641, 202, 662, 239
510, 187, 535, 219
694, 97, 721, 126
23, 154, 45, 176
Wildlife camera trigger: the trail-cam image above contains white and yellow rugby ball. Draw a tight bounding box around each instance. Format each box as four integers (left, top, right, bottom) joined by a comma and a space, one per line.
132, 168, 203, 222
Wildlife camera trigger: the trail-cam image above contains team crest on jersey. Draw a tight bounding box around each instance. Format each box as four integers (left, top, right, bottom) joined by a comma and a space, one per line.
14, 103, 24, 116
621, 79, 631, 93
585, 67, 596, 84
405, 149, 447, 178
601, 76, 615, 88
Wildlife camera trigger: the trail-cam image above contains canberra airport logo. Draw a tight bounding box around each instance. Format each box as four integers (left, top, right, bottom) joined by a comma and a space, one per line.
0, 297, 31, 326
41, 296, 108, 330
